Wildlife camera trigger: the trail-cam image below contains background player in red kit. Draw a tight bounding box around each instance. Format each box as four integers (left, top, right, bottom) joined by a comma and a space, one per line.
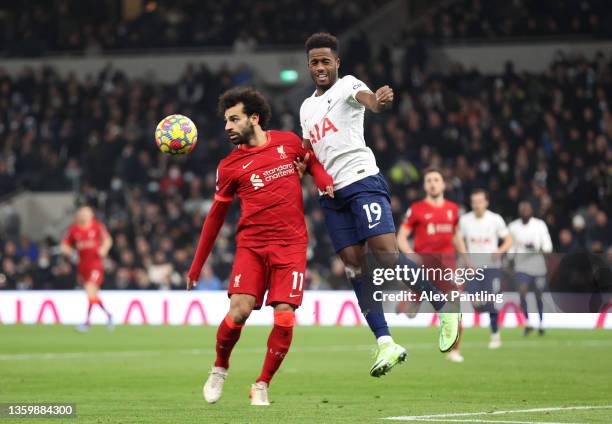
186, 87, 333, 406
61, 206, 113, 331
397, 167, 469, 362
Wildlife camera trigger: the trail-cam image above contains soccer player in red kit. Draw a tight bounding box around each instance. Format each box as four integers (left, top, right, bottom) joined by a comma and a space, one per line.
186, 87, 333, 406
61, 206, 113, 331
397, 167, 469, 363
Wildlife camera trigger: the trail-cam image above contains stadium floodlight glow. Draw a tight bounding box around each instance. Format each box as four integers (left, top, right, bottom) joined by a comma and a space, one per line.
280, 69, 299, 83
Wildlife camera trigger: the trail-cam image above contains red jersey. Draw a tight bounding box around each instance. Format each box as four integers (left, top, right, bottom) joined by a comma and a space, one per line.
215, 130, 310, 247
402, 199, 459, 254
63, 219, 108, 270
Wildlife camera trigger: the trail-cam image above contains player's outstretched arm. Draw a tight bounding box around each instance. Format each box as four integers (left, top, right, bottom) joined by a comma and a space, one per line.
186, 200, 231, 290
356, 85, 394, 113
397, 226, 414, 255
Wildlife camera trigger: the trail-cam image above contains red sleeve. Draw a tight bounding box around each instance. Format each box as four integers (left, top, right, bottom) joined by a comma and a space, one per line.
451, 203, 459, 230
402, 206, 417, 230
305, 153, 333, 191
187, 200, 230, 281
214, 163, 237, 202
288, 132, 334, 191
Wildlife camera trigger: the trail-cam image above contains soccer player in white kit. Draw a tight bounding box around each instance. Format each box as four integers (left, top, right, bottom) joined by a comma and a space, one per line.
299, 32, 461, 377
508, 201, 553, 336
459, 189, 513, 349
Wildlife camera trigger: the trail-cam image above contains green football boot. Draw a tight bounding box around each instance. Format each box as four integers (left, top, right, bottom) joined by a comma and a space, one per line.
369, 342, 407, 377
439, 312, 462, 352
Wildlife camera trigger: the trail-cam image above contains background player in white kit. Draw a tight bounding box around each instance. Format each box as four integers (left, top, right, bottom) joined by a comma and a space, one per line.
299, 32, 461, 377
459, 189, 513, 349
508, 201, 553, 336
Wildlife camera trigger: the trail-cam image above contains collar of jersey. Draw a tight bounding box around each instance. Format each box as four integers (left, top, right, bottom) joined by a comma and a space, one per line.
238, 131, 271, 151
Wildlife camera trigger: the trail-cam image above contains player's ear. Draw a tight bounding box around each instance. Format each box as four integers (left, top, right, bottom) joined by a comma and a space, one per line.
250, 113, 260, 127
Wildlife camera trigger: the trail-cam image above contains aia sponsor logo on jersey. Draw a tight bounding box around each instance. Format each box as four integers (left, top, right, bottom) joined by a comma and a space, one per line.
309, 117, 338, 144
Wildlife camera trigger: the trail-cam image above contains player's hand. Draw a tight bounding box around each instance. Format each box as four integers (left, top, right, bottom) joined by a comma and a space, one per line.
294, 152, 309, 179
186, 275, 197, 291
97, 247, 108, 258
325, 184, 334, 198
375, 85, 394, 109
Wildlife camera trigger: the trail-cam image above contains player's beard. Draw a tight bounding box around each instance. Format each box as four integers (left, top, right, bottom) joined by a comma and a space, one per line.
229, 122, 255, 146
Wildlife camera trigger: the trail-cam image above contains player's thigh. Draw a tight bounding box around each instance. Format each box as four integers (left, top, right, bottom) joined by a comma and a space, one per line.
266, 244, 307, 308
319, 196, 360, 253
350, 192, 396, 244
228, 247, 267, 309
515, 272, 534, 292
80, 268, 104, 288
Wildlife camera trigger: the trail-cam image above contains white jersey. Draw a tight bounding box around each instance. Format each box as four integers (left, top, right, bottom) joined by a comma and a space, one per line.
300, 75, 379, 191
459, 210, 509, 268
508, 217, 553, 276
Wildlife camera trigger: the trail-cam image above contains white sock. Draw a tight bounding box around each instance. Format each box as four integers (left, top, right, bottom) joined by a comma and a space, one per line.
377, 335, 393, 345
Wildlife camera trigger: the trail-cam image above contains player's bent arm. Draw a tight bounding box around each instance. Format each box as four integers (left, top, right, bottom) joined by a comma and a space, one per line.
396, 225, 413, 255
541, 226, 553, 254
497, 234, 513, 255
453, 228, 470, 263
187, 200, 231, 290
99, 231, 113, 258
355, 86, 393, 113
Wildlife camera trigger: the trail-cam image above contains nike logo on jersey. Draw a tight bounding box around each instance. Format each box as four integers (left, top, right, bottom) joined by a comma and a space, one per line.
368, 222, 381, 229
424, 213, 433, 219
289, 293, 301, 298
242, 160, 254, 169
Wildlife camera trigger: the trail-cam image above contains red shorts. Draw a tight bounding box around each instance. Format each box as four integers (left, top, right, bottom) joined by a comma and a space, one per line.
78, 266, 104, 286
228, 243, 307, 309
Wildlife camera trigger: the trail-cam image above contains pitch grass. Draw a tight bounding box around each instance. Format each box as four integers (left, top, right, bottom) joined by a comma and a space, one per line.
0, 325, 611, 423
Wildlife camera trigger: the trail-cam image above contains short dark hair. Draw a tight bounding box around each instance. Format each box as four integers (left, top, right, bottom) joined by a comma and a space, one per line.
218, 87, 272, 129
305, 32, 338, 55
423, 166, 444, 180
470, 188, 489, 200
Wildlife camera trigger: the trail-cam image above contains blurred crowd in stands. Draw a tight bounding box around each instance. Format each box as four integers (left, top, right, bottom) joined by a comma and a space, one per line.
409, 0, 612, 42
0, 0, 386, 56
0, 32, 610, 291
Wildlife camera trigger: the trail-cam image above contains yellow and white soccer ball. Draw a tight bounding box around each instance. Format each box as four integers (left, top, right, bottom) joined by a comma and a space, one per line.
155, 114, 198, 155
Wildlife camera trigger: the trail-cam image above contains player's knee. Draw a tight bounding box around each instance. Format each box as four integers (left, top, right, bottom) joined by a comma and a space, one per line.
273, 309, 295, 328
344, 265, 362, 280
229, 300, 255, 324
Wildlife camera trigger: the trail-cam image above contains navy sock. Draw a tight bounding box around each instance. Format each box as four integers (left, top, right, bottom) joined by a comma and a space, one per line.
397, 254, 445, 311
489, 311, 499, 333
534, 289, 544, 322
519, 293, 529, 320
351, 276, 391, 339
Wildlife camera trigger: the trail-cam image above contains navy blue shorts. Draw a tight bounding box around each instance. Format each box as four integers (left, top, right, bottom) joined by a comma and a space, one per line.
515, 272, 547, 290
319, 173, 396, 252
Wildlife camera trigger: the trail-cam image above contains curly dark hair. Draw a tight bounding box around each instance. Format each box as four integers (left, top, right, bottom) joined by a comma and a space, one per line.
305, 32, 338, 55
217, 87, 272, 129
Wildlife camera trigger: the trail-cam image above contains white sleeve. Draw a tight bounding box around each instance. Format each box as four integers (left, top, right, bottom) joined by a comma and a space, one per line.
344, 75, 371, 105
299, 103, 308, 140
458, 216, 467, 236
540, 222, 553, 253
496, 214, 510, 238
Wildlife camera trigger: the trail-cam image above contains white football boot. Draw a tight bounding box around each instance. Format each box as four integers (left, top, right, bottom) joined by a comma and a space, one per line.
488, 332, 502, 349
250, 381, 270, 406
203, 367, 228, 403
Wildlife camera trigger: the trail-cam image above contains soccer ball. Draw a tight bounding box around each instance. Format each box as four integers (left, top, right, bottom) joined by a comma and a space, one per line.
155, 114, 198, 155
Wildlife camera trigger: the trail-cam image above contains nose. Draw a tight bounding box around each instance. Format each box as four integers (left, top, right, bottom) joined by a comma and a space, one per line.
225, 121, 232, 132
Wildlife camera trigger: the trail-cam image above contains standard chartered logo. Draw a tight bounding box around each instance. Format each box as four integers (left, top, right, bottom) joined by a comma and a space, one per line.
250, 173, 264, 190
